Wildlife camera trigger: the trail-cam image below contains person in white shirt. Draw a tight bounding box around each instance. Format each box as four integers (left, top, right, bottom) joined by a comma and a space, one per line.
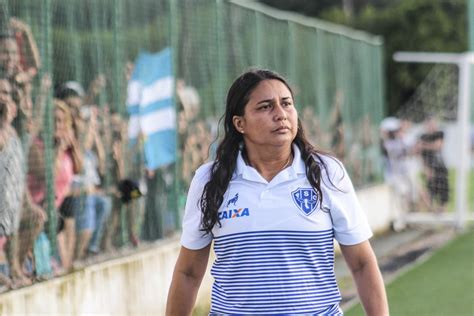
166, 69, 388, 316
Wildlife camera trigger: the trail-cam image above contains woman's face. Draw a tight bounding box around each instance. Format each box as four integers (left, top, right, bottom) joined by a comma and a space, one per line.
0, 80, 12, 103
54, 108, 69, 139
233, 79, 298, 149
0, 39, 19, 77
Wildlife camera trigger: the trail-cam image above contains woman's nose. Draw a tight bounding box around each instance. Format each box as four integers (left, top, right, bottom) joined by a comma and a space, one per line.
273, 103, 287, 121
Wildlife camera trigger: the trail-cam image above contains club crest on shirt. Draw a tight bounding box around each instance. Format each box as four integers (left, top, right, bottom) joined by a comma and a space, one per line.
291, 187, 319, 216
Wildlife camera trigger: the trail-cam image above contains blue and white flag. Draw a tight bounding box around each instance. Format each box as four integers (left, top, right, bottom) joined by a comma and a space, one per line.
127, 47, 176, 170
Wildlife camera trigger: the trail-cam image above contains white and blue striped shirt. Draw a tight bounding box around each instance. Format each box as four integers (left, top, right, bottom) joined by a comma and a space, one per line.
181, 145, 372, 315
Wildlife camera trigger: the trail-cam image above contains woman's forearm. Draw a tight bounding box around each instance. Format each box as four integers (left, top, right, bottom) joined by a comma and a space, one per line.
352, 259, 389, 316
166, 245, 211, 316
341, 241, 389, 316
166, 270, 203, 316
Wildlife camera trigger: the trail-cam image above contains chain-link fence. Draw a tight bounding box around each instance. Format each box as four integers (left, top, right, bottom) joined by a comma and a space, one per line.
0, 0, 385, 288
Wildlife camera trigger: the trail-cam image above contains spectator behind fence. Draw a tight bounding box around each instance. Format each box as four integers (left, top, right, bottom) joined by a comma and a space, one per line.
102, 113, 143, 249
176, 79, 212, 188
0, 18, 41, 149
417, 116, 449, 213
73, 105, 111, 259
1, 19, 52, 285
0, 78, 48, 288
380, 117, 415, 230
102, 62, 146, 250
14, 72, 50, 283
399, 118, 430, 211
55, 80, 111, 259
0, 79, 24, 289
28, 99, 82, 273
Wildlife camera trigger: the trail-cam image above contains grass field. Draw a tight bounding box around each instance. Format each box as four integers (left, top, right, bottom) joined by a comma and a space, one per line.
345, 228, 474, 316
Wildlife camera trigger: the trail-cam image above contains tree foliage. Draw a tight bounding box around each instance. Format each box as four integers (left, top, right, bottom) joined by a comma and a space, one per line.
260, 0, 467, 115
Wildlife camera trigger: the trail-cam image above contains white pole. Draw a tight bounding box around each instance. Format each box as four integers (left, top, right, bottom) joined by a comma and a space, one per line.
456, 57, 471, 230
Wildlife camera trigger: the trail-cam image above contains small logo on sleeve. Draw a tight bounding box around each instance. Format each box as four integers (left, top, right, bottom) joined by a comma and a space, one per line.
292, 188, 319, 216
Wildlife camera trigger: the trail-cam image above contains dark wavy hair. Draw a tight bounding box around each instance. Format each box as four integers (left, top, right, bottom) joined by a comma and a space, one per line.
200, 69, 333, 234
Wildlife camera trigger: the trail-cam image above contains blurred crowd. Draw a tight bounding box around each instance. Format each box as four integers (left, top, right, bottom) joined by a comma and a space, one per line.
301, 87, 454, 224
301, 90, 380, 187
379, 115, 450, 229
0, 17, 215, 291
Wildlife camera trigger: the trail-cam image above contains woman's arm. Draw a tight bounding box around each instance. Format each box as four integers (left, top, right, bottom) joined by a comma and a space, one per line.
65, 129, 83, 174
166, 244, 211, 316
340, 241, 389, 316
10, 17, 41, 72
30, 74, 51, 140
28, 139, 45, 182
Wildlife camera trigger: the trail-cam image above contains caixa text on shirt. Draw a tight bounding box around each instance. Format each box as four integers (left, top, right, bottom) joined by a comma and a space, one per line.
218, 208, 250, 220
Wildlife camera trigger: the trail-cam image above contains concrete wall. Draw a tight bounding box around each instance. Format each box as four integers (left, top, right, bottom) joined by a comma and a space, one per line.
0, 239, 186, 315
358, 184, 394, 234
0, 184, 395, 315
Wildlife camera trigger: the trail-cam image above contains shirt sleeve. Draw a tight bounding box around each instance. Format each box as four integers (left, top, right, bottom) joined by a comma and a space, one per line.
180, 164, 213, 250
322, 157, 372, 245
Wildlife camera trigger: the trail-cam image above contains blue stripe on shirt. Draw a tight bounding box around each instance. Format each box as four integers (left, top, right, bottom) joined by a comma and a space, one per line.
209, 229, 341, 315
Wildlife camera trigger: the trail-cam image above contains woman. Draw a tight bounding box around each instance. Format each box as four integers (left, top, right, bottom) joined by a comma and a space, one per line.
28, 99, 82, 272
1, 78, 47, 287
166, 69, 388, 315
1, 18, 41, 144
0, 79, 24, 287
72, 105, 111, 260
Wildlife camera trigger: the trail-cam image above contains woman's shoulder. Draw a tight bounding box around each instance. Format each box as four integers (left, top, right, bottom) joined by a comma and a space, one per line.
192, 160, 215, 184
313, 152, 344, 171
312, 152, 347, 184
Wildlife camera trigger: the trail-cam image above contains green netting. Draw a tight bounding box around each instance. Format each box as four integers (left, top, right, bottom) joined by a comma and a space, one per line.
0, 0, 385, 273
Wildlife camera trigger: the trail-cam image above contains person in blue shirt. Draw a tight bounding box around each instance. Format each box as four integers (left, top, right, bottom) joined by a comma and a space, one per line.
166, 69, 388, 315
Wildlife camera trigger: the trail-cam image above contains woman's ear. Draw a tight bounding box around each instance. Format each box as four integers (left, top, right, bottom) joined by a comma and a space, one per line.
232, 115, 244, 134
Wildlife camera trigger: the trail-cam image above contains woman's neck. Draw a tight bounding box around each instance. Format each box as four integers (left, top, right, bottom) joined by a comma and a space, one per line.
243, 145, 293, 182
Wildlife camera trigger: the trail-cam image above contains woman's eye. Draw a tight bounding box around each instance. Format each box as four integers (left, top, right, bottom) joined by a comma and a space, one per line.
258, 104, 271, 110
283, 101, 293, 107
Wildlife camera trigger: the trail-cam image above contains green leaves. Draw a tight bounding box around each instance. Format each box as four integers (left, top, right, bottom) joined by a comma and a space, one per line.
261, 0, 467, 115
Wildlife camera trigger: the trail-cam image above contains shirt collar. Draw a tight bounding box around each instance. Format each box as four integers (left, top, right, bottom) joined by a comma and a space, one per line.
234, 143, 306, 183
